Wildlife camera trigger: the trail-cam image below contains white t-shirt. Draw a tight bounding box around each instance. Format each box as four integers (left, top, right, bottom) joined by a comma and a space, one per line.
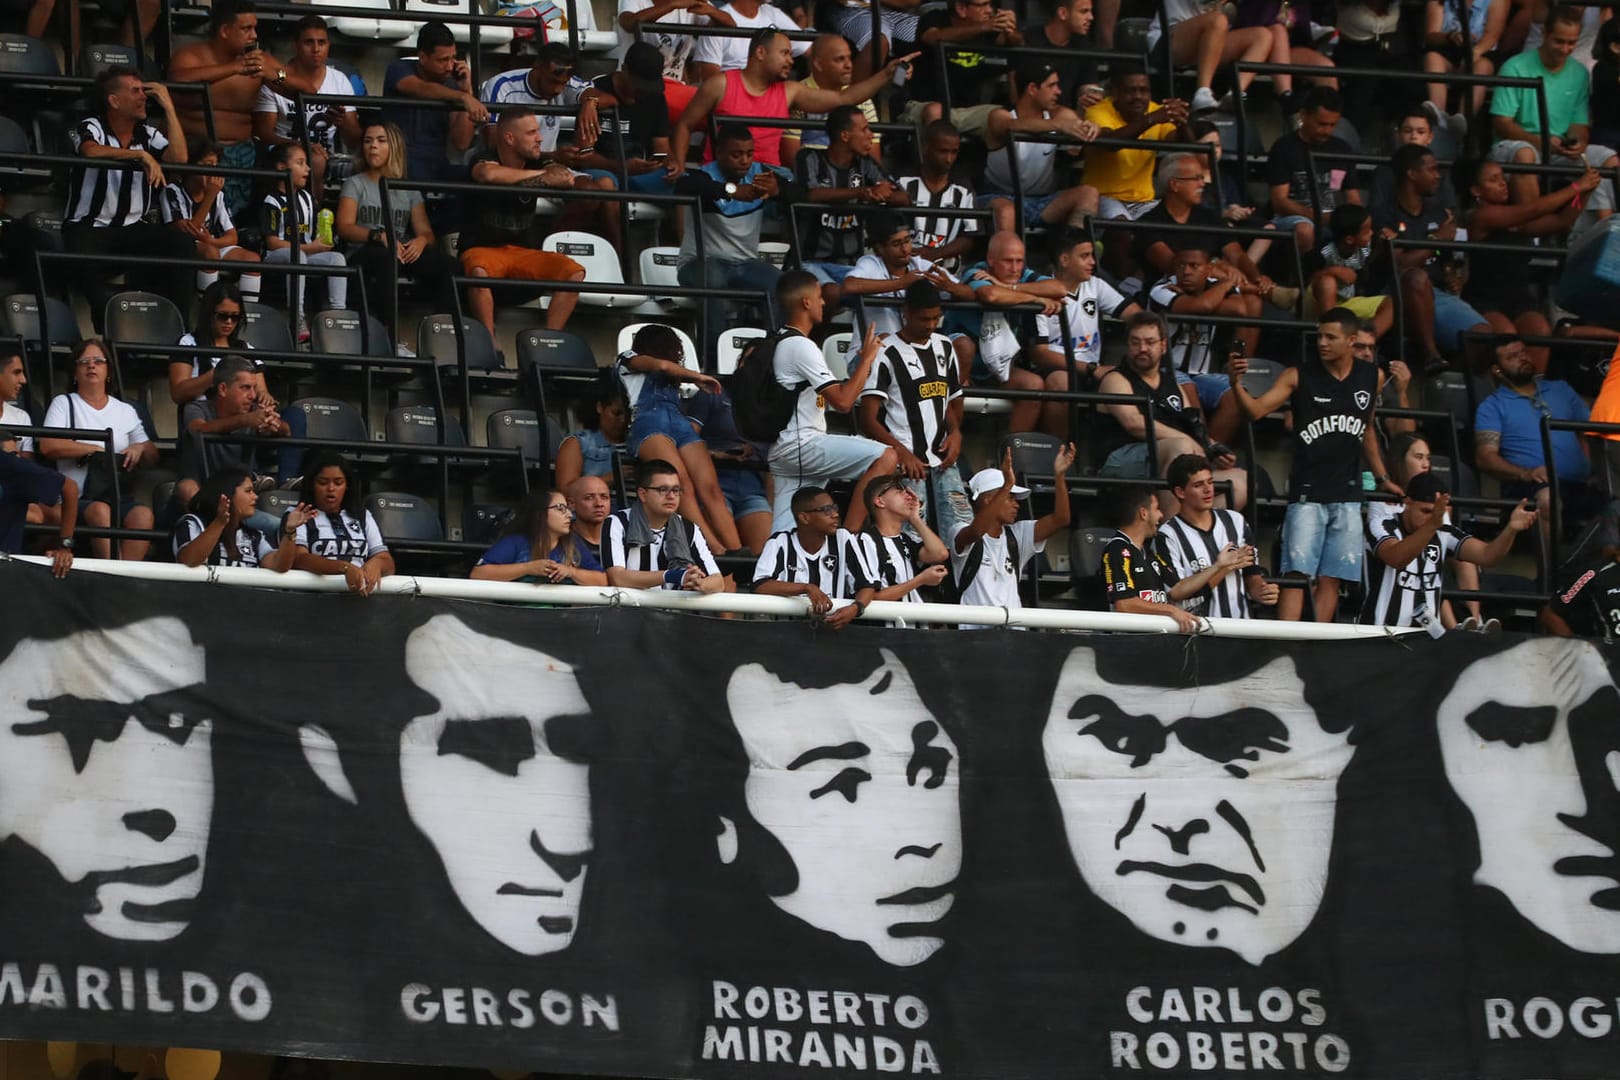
617, 0, 698, 80
2, 400, 34, 454
1036, 276, 1130, 367
947, 518, 1042, 625
773, 332, 840, 445
480, 68, 590, 151
42, 394, 148, 491
845, 253, 953, 355
691, 4, 808, 70
253, 65, 356, 148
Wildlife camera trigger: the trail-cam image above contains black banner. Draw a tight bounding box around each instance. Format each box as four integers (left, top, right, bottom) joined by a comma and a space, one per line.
0, 562, 1617, 1079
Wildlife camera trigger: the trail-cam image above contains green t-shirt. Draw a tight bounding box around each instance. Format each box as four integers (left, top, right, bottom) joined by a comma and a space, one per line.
1491, 50, 1590, 140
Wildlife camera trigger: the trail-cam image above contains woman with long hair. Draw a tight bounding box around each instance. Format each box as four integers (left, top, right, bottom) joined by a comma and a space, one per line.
334, 120, 457, 353
289, 450, 395, 595
555, 374, 631, 491
171, 279, 259, 404
38, 338, 158, 561
172, 466, 312, 570
471, 488, 607, 585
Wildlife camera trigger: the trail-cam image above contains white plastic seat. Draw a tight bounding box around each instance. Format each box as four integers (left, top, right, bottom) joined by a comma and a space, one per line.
716, 327, 765, 376
402, 0, 515, 45
540, 230, 640, 308
637, 245, 692, 311
759, 241, 791, 269
314, 0, 418, 42
822, 331, 852, 380
616, 322, 699, 368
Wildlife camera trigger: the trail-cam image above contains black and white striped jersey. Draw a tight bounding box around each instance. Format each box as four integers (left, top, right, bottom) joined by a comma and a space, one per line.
853, 529, 927, 603
1361, 515, 1470, 628
172, 515, 275, 567
159, 183, 235, 239
751, 527, 874, 600
66, 117, 170, 227
896, 176, 979, 273
600, 510, 720, 582
1156, 510, 1259, 618
297, 509, 387, 567
860, 332, 960, 467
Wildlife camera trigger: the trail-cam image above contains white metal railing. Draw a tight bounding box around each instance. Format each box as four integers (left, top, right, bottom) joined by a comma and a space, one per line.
4, 555, 1414, 641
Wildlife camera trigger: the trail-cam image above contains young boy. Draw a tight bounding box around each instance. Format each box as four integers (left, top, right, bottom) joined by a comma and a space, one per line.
1307, 203, 1392, 338
949, 443, 1075, 628
160, 136, 262, 299
261, 142, 347, 339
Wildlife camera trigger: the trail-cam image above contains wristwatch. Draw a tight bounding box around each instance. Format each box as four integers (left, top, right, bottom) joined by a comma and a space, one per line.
723, 181, 738, 198
57, 536, 74, 550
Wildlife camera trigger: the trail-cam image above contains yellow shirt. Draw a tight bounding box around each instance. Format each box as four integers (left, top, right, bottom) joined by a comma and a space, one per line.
1082, 97, 1177, 203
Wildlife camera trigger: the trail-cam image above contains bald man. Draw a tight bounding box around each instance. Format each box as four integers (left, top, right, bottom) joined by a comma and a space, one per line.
567, 474, 612, 550
781, 34, 883, 166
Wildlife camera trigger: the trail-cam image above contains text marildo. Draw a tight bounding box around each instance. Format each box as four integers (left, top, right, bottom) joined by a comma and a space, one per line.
702, 981, 941, 1073
0, 962, 270, 1021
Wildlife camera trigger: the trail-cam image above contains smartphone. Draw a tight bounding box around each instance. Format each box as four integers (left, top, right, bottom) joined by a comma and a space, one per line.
650, 151, 668, 161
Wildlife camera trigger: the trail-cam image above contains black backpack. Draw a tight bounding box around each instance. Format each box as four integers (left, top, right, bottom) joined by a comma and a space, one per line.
732, 327, 806, 443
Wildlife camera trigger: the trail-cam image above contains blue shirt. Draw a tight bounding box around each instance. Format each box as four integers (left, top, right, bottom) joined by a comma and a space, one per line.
1475, 378, 1591, 482
944, 262, 1050, 338
0, 451, 65, 553
383, 58, 454, 180
477, 533, 603, 579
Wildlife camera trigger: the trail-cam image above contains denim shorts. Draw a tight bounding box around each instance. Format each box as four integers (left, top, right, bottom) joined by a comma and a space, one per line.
1190, 373, 1232, 412
1432, 290, 1488, 354
976, 190, 1059, 227
1281, 500, 1363, 580
628, 403, 701, 455
719, 466, 770, 519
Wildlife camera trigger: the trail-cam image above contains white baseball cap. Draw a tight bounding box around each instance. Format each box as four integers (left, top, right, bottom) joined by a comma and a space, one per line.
967, 467, 1029, 501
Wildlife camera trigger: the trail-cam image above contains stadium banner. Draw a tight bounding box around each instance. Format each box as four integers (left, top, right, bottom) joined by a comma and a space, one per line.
0, 562, 1617, 1080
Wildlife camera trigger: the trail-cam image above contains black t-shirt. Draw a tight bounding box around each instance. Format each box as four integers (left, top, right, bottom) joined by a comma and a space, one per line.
1100, 531, 1177, 606
1133, 201, 1229, 274
795, 147, 886, 262
591, 73, 668, 161
1265, 132, 1354, 213
457, 152, 547, 252
1545, 557, 1620, 637
1288, 358, 1378, 499
1021, 23, 1097, 107
913, 9, 1009, 107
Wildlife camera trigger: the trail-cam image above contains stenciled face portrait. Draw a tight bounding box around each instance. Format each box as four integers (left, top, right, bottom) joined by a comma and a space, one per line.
1043, 649, 1352, 965
401, 615, 595, 957
723, 650, 961, 967
1437, 638, 1620, 954
0, 617, 212, 942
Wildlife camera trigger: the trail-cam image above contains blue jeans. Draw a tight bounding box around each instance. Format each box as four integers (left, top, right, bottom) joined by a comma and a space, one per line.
278, 406, 307, 483
677, 257, 781, 345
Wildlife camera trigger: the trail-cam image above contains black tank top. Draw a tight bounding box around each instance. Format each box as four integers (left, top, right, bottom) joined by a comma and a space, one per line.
1098, 362, 1202, 455
1289, 358, 1378, 499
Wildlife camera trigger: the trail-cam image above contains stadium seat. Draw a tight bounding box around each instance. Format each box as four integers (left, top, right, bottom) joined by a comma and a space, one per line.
1002, 431, 1064, 492
716, 327, 765, 376
366, 491, 443, 541
80, 43, 141, 77
485, 408, 543, 462
0, 115, 29, 155
386, 403, 467, 448
105, 291, 185, 347
401, 0, 514, 45
759, 242, 791, 269
637, 246, 691, 310
292, 396, 369, 443
417, 314, 500, 371
615, 322, 698, 369
542, 230, 638, 308
312, 308, 393, 357
2, 293, 80, 353
822, 331, 852, 379
0, 33, 60, 75
1424, 371, 1474, 426
462, 502, 514, 546
1239, 357, 1284, 401
314, 0, 418, 42
241, 303, 295, 353
151, 480, 177, 515
516, 327, 596, 373
259, 489, 302, 518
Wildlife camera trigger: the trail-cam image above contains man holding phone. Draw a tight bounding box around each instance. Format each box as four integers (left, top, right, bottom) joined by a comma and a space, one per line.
572, 42, 674, 195
385, 21, 487, 183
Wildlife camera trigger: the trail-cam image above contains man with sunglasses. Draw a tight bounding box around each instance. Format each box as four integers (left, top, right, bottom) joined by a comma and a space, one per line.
752, 486, 877, 629
1475, 333, 1602, 538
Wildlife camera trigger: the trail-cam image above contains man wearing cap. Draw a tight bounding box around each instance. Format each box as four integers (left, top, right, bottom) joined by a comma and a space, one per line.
574, 41, 674, 196
949, 443, 1075, 626
1362, 472, 1536, 628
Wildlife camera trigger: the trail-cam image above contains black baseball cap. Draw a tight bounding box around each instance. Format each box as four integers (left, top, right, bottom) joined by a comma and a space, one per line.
1406, 472, 1449, 503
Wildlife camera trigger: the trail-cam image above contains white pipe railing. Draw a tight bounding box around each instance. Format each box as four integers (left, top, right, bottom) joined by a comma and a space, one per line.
4, 555, 1414, 641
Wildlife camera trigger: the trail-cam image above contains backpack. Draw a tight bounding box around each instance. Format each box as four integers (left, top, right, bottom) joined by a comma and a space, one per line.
945, 527, 1021, 603
732, 327, 806, 444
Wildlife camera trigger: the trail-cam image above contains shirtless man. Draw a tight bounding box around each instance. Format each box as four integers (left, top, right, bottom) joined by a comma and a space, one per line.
168, 0, 316, 215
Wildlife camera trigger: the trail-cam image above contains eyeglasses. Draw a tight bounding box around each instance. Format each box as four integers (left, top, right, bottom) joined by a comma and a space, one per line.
642, 484, 683, 497
1170, 174, 1203, 183
214, 310, 243, 323
804, 503, 840, 516
547, 502, 572, 513
76, 356, 108, 367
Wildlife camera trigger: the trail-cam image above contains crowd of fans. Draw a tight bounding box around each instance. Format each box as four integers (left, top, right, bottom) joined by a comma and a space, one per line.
4, 0, 1620, 636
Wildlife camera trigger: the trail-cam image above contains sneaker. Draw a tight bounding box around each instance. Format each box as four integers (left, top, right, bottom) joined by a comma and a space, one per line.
279, 475, 303, 491
395, 344, 416, 358
1445, 110, 1468, 140
1458, 615, 1481, 632
1482, 617, 1503, 633
1268, 285, 1301, 310
1421, 100, 1446, 131
1191, 87, 1219, 113
296, 317, 310, 344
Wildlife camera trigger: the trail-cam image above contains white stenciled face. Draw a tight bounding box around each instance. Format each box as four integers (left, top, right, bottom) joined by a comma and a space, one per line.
401, 615, 594, 956
1437, 639, 1620, 953
1043, 649, 1350, 965
0, 618, 211, 941
725, 651, 962, 967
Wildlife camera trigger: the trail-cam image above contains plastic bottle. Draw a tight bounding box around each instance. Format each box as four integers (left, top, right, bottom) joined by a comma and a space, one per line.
316, 208, 334, 247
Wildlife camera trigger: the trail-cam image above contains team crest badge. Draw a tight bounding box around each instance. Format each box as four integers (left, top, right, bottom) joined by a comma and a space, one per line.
1354, 390, 1371, 410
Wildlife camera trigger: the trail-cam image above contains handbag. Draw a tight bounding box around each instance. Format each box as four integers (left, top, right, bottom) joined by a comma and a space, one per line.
67, 395, 121, 505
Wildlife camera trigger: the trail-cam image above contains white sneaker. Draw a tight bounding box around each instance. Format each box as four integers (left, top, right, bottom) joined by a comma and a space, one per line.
395, 344, 416, 358
1191, 87, 1219, 113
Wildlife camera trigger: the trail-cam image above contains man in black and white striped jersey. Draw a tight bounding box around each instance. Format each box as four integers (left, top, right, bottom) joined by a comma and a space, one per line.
858, 280, 971, 533
752, 486, 877, 629
1362, 473, 1536, 629
896, 121, 980, 275
64, 66, 197, 331
601, 458, 725, 593
854, 473, 950, 603
1156, 453, 1278, 619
